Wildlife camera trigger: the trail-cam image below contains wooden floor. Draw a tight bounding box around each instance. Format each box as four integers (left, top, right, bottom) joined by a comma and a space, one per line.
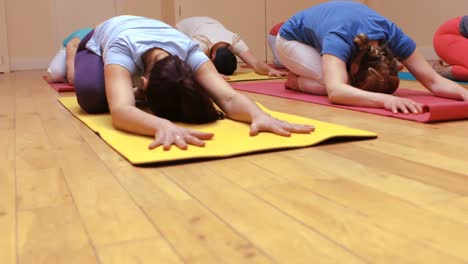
1, 70, 468, 264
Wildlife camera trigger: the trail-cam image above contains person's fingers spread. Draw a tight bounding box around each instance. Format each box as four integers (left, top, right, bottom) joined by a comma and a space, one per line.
189, 130, 214, 140
162, 141, 172, 151
148, 140, 162, 150
398, 104, 409, 114
175, 141, 188, 150
272, 126, 291, 137
281, 121, 315, 133
249, 124, 259, 136
149, 131, 167, 150
415, 103, 424, 113
174, 136, 188, 150
185, 135, 206, 147
407, 104, 420, 114
287, 124, 315, 133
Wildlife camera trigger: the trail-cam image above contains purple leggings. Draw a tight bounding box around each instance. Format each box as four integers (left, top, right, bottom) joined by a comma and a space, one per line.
74, 30, 109, 113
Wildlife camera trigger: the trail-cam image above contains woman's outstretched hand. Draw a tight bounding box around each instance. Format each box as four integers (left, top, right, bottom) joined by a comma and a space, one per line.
249, 114, 315, 136
148, 114, 314, 151
268, 68, 288, 77
149, 121, 214, 150
384, 96, 424, 114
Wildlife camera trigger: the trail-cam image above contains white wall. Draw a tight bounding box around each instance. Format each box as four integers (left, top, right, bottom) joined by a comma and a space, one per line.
368, 0, 468, 60
2, 0, 467, 70
0, 0, 10, 72
4, 0, 167, 71
175, 0, 266, 61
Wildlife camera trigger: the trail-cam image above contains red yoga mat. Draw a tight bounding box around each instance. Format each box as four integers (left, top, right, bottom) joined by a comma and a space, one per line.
231, 81, 468, 123
42, 76, 75, 92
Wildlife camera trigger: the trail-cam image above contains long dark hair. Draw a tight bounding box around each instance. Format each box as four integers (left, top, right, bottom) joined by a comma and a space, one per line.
348, 34, 400, 94
145, 55, 224, 123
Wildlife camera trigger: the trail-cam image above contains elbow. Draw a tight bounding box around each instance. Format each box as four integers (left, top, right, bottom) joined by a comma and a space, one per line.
326, 86, 342, 104
327, 91, 339, 103
111, 114, 124, 130
326, 87, 353, 105
111, 117, 123, 130
109, 107, 127, 130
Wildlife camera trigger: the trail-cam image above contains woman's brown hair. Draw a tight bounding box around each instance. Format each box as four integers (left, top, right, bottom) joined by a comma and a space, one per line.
348, 34, 400, 94
145, 55, 224, 123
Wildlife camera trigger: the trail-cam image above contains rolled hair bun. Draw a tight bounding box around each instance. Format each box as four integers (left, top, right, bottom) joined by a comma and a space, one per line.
349, 33, 400, 94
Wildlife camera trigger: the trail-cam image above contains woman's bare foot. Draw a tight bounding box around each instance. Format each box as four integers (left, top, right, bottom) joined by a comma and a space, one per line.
285, 71, 299, 90
432, 60, 456, 79
432, 60, 451, 76
284, 72, 328, 95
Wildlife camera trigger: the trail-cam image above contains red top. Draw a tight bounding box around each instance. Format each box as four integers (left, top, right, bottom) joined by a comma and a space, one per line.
269, 22, 285, 36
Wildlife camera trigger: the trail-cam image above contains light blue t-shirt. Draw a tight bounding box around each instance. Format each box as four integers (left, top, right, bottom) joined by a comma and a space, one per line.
86, 15, 209, 75
62, 28, 93, 47
280, 1, 416, 64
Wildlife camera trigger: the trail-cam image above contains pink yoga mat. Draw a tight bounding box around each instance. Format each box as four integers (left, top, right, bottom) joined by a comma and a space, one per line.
42, 76, 75, 92
231, 81, 468, 123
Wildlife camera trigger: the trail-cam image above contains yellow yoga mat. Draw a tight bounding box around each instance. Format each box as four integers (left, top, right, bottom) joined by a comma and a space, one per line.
58, 97, 377, 165
227, 71, 286, 82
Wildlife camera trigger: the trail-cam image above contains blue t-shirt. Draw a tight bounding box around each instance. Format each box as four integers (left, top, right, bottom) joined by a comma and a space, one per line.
85, 15, 209, 75
62, 28, 93, 47
280, 1, 416, 64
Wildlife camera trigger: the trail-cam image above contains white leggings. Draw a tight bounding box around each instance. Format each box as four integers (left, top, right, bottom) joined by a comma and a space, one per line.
276, 35, 327, 94
46, 47, 67, 83
267, 34, 285, 68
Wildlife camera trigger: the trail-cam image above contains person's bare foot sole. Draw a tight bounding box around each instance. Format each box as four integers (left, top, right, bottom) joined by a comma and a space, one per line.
432, 60, 446, 72
285, 72, 299, 90
432, 60, 453, 78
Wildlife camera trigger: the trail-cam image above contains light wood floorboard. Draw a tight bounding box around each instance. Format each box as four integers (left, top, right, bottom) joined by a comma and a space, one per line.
2, 70, 468, 263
